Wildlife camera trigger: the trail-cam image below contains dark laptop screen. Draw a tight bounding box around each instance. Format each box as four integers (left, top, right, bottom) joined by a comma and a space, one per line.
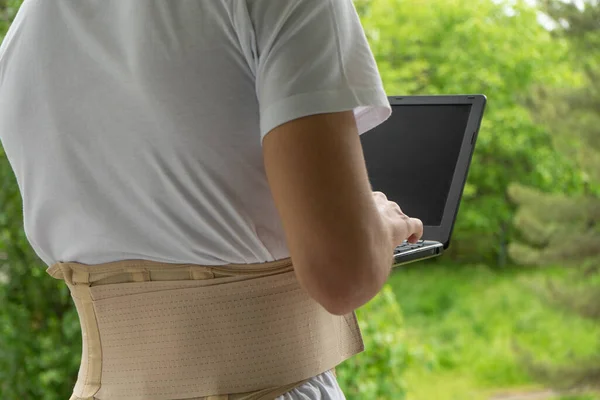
360, 104, 472, 227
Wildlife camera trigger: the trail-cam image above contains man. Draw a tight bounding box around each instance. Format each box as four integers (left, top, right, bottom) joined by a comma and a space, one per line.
0, 1, 422, 399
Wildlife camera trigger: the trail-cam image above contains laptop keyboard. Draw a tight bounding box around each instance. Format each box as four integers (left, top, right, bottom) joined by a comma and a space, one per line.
394, 240, 426, 255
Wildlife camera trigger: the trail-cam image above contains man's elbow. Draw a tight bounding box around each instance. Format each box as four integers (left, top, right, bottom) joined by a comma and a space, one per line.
320, 295, 359, 316
295, 255, 388, 316
316, 277, 379, 316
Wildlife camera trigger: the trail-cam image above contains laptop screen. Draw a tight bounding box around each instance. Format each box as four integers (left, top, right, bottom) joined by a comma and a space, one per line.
360, 104, 472, 227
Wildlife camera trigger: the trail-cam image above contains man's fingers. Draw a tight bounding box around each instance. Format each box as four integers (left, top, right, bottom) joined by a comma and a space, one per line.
407, 217, 423, 243
372, 191, 387, 200
372, 191, 421, 244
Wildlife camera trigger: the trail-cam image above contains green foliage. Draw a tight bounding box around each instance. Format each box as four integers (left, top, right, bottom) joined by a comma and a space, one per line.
337, 285, 435, 400
558, 396, 599, 400
0, 153, 80, 398
508, 185, 600, 268
388, 263, 600, 400
0, 0, 20, 36
508, 0, 600, 393
355, 0, 585, 265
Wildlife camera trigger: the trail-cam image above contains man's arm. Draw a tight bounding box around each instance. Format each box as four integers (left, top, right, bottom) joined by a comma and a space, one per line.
251, 0, 423, 314
263, 111, 395, 315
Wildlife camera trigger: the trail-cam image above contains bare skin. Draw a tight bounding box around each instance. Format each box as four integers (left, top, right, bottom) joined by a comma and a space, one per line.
263, 111, 423, 315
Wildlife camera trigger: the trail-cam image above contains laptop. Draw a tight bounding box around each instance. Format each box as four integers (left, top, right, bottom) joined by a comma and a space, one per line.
360, 94, 487, 267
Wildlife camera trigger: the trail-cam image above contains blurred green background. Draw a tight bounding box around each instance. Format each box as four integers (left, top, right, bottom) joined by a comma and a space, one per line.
1, 0, 598, 399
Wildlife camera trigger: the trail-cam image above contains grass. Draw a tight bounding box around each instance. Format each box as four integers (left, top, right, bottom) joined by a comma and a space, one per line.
387, 261, 600, 400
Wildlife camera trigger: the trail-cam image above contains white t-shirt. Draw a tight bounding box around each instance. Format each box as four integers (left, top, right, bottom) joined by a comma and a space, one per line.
0, 1, 391, 397
0, 0, 390, 268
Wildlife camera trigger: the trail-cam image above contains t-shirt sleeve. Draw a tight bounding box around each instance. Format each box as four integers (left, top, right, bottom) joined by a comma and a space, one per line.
242, 0, 392, 143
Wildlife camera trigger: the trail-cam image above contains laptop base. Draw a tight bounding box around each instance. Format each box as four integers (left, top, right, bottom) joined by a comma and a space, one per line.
392, 240, 443, 267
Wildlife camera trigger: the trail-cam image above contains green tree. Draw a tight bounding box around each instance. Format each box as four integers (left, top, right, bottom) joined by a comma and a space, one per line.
509, 0, 600, 392
355, 0, 584, 266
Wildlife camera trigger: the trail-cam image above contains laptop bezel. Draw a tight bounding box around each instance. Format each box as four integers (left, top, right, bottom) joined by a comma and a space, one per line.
381, 94, 487, 249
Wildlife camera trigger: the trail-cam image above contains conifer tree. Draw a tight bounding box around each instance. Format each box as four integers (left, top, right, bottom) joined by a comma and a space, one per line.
509, 0, 600, 391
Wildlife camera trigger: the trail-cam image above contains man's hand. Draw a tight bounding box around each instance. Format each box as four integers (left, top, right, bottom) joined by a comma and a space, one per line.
372, 191, 424, 246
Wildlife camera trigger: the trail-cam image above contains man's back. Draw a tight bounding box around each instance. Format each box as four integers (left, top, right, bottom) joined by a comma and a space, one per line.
0, 1, 276, 266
